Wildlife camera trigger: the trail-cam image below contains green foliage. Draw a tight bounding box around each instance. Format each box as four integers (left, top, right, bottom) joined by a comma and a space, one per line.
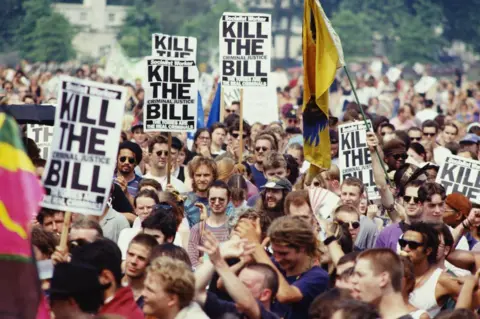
331, 10, 373, 59
119, 0, 239, 62
0, 0, 24, 52
15, 0, 76, 62
26, 13, 76, 62
334, 0, 447, 64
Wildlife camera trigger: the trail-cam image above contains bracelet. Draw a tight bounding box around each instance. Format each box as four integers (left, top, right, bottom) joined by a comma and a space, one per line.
323, 235, 337, 246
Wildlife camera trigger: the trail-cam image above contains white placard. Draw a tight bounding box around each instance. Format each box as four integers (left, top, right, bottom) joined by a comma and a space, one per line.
219, 12, 271, 87
436, 155, 480, 204
414, 76, 437, 94
41, 77, 127, 216
152, 33, 197, 62
144, 58, 199, 132
27, 124, 54, 160
338, 120, 380, 200
243, 86, 279, 124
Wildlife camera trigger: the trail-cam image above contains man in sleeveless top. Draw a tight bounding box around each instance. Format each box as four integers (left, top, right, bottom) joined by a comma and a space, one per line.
401, 222, 480, 317
351, 248, 424, 319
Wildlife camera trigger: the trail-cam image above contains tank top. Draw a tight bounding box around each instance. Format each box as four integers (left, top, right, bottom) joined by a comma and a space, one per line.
409, 268, 443, 318
409, 309, 428, 319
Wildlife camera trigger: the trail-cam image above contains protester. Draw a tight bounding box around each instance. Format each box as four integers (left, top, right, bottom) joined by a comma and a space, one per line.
123, 233, 158, 308
71, 239, 144, 319
143, 256, 209, 318
187, 180, 231, 268
37, 208, 65, 235
254, 177, 292, 222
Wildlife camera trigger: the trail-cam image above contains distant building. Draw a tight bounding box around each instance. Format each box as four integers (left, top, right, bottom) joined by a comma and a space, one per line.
53, 0, 131, 59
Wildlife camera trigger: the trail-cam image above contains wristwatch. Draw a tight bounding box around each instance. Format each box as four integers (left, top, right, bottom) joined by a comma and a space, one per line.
323, 235, 337, 246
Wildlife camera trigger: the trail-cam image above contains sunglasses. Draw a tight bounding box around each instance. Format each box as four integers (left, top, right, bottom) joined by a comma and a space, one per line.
423, 132, 436, 137
398, 238, 423, 250
225, 109, 236, 114
231, 132, 247, 139
288, 119, 298, 124
156, 150, 169, 157
209, 197, 226, 203
336, 220, 360, 229
255, 146, 269, 152
403, 195, 420, 204
410, 137, 422, 142
313, 181, 322, 187
392, 153, 408, 160
119, 156, 135, 164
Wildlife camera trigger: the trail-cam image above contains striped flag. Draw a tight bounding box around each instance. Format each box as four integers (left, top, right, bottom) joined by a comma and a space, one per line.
0, 113, 48, 318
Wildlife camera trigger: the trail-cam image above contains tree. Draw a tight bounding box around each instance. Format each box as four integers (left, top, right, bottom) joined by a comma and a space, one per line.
26, 13, 76, 62
331, 9, 373, 59
0, 0, 24, 52
17, 0, 75, 62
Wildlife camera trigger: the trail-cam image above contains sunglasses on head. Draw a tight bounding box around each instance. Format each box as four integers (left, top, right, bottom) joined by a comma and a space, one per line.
403, 195, 420, 204
392, 153, 408, 160
156, 150, 169, 157
255, 146, 269, 152
231, 132, 247, 139
398, 238, 423, 250
336, 220, 360, 229
423, 132, 436, 137
119, 156, 135, 164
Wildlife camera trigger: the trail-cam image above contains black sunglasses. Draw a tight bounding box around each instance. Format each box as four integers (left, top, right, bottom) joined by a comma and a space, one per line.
410, 137, 422, 142
336, 220, 360, 229
119, 156, 135, 164
423, 132, 436, 137
403, 195, 420, 204
398, 238, 423, 250
393, 153, 408, 160
156, 150, 169, 157
313, 181, 322, 187
231, 132, 247, 139
255, 146, 269, 152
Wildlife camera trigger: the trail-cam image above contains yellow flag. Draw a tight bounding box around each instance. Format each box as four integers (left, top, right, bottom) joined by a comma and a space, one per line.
302, 0, 344, 179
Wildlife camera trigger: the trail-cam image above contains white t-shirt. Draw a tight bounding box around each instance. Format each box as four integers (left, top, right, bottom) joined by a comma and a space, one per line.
117, 217, 189, 260
415, 109, 438, 123
143, 173, 189, 193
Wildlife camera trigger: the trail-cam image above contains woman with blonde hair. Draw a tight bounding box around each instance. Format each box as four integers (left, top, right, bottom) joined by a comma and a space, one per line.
216, 157, 235, 182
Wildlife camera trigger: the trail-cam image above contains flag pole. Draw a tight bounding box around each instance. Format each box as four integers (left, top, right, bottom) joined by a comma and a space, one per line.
343, 66, 391, 185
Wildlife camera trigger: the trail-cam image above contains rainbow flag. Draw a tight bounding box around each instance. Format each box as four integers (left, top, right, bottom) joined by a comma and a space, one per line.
0, 113, 48, 318
302, 0, 344, 177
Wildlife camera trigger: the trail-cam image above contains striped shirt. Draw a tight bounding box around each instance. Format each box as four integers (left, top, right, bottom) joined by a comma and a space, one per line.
187, 221, 229, 268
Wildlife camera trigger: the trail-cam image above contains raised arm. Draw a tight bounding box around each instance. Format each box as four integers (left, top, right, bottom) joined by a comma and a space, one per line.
366, 132, 399, 222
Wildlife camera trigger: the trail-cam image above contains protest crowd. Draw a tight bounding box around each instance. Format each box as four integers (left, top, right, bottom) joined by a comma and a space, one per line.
2, 2, 480, 319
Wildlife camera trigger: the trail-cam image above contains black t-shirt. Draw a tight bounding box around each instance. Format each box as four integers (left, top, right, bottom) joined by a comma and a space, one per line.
204, 291, 279, 319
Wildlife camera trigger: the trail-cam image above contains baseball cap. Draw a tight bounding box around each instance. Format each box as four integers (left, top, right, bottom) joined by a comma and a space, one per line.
262, 177, 292, 192
285, 109, 297, 119
445, 193, 472, 217
460, 133, 480, 144
466, 123, 480, 133
131, 122, 144, 132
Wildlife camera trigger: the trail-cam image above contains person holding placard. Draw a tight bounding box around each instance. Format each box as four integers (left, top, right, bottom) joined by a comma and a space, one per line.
143, 135, 188, 193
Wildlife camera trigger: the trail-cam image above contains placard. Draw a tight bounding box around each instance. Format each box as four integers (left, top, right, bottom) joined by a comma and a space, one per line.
27, 124, 54, 160
219, 12, 271, 87
338, 120, 380, 200
41, 77, 127, 215
198, 73, 215, 106
144, 58, 199, 132
152, 33, 197, 62
436, 155, 480, 204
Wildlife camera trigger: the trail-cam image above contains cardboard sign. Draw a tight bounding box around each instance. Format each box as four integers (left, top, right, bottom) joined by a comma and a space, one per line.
219, 12, 271, 87
41, 77, 127, 216
414, 76, 437, 94
27, 124, 54, 160
144, 58, 199, 132
243, 85, 279, 124
152, 33, 197, 62
436, 155, 480, 204
338, 120, 380, 200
